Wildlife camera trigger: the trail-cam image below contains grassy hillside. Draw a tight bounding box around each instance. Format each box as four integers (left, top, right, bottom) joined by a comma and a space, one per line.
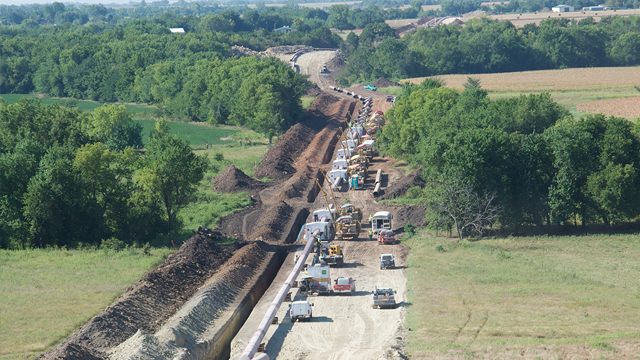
0, 247, 174, 360
404, 231, 640, 359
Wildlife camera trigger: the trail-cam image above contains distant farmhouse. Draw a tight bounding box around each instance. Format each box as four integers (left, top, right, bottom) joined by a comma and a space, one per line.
169, 28, 185, 33
552, 4, 574, 12
273, 26, 296, 33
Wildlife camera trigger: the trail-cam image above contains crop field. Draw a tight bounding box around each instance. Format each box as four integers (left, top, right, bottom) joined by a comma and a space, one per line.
404, 231, 640, 359
0, 247, 174, 360
0, 94, 155, 117
403, 66, 640, 118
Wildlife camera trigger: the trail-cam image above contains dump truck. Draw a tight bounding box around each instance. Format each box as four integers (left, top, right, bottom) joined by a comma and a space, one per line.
290, 300, 313, 321
372, 286, 396, 309
300, 264, 332, 294
335, 215, 361, 240
333, 276, 355, 295
372, 211, 393, 234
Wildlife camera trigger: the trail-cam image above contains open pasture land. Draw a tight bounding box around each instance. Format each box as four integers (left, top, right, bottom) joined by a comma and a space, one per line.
404, 232, 640, 359
488, 9, 640, 28
403, 66, 640, 117
0, 248, 173, 360
135, 120, 240, 148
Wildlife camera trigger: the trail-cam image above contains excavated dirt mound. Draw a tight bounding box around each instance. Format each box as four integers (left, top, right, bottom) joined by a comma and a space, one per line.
246, 201, 293, 242
306, 84, 322, 96
267, 165, 319, 204
215, 204, 260, 241
393, 204, 427, 229
376, 166, 425, 200
41, 343, 102, 360
254, 123, 317, 181
39, 232, 244, 359
372, 77, 401, 88
211, 165, 268, 195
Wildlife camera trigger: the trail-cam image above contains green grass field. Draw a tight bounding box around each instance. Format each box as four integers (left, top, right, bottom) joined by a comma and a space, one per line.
0, 94, 155, 117
404, 231, 640, 359
135, 120, 241, 148
0, 247, 173, 360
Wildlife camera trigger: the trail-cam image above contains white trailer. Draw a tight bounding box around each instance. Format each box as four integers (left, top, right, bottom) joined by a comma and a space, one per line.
372, 211, 393, 234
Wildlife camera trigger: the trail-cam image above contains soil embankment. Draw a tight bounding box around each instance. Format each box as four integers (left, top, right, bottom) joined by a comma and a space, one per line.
40, 92, 356, 360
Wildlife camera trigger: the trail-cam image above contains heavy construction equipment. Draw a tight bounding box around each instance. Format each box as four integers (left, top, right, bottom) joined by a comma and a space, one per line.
300, 264, 332, 294
335, 215, 361, 240
340, 203, 362, 222
319, 243, 344, 267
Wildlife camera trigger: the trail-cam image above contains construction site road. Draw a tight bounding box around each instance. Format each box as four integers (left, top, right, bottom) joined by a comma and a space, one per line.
231, 98, 410, 360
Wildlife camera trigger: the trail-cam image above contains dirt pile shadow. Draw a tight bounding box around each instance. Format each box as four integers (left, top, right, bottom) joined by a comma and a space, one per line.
39, 231, 244, 359
376, 166, 425, 200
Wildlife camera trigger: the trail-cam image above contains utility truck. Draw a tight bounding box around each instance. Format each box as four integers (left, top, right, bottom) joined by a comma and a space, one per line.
290, 300, 313, 321
372, 211, 393, 234
300, 264, 332, 294
372, 287, 396, 309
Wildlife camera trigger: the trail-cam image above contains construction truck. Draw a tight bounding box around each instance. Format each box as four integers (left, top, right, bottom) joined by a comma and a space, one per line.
372, 286, 396, 309
320, 64, 329, 74
372, 211, 393, 235
300, 264, 332, 294
319, 243, 344, 267
304, 221, 334, 242
336, 215, 361, 240
290, 300, 313, 321
340, 203, 362, 222
333, 276, 355, 295
377, 229, 397, 245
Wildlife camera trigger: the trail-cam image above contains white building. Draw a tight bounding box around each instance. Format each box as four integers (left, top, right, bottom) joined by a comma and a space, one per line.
169, 28, 185, 33
552, 4, 574, 12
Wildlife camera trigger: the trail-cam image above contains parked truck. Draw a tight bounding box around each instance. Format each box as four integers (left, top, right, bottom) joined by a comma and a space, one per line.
377, 229, 397, 245
372, 211, 393, 235
372, 286, 396, 309
300, 264, 332, 294
290, 300, 313, 321
333, 276, 356, 295
380, 253, 395, 269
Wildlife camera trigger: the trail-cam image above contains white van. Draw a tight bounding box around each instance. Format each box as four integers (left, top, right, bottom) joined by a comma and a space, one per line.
290, 300, 313, 322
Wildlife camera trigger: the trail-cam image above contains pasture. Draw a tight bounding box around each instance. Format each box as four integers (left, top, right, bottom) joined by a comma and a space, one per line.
0, 94, 154, 117
404, 231, 640, 359
0, 247, 174, 360
402, 66, 640, 118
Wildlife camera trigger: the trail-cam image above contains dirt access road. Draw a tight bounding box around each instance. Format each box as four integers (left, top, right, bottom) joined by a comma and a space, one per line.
231, 99, 410, 360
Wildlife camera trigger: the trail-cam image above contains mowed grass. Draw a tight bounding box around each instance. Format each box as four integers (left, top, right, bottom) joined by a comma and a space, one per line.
0, 94, 154, 116
402, 66, 640, 117
135, 120, 240, 148
0, 247, 173, 360
404, 231, 640, 359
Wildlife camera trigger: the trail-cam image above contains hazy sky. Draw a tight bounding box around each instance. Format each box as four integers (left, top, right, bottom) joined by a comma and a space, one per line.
2, 0, 145, 5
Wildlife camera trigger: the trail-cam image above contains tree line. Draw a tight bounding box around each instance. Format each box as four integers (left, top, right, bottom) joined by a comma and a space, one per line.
382, 80, 640, 233
338, 16, 640, 85
0, 99, 208, 249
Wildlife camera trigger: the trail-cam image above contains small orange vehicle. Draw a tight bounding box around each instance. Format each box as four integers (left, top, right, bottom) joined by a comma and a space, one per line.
377, 229, 397, 245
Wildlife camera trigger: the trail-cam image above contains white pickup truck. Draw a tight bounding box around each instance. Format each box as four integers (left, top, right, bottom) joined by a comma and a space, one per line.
290, 300, 313, 322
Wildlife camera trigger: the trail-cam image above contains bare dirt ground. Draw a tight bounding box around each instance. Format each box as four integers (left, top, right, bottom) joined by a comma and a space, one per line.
577, 96, 640, 118
230, 98, 421, 360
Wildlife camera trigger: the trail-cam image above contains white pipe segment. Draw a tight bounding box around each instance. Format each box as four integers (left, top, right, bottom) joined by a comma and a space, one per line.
375, 169, 382, 184
239, 226, 317, 360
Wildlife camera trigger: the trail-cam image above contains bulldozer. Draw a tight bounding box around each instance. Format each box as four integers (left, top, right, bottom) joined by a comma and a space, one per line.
318, 243, 344, 267
335, 215, 361, 240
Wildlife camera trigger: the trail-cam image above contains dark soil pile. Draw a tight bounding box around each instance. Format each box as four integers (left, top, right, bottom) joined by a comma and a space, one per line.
393, 204, 427, 229
306, 84, 322, 96
246, 201, 294, 242
211, 165, 268, 195
254, 123, 317, 181
267, 165, 318, 203
40, 343, 103, 360
39, 232, 244, 359
372, 77, 401, 88
215, 204, 261, 241
376, 166, 425, 200
303, 93, 346, 131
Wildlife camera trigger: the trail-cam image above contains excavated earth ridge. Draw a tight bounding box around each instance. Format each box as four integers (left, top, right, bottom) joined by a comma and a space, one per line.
40, 93, 356, 360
